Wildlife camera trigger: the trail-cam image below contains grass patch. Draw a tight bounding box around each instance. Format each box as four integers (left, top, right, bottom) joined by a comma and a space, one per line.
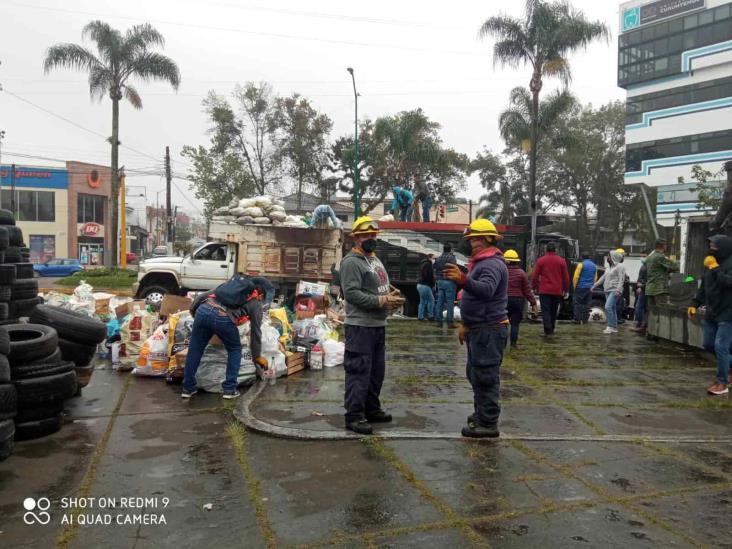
57, 268, 137, 289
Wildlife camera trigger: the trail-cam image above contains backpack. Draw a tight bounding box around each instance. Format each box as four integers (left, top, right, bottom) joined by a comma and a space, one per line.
214, 274, 256, 309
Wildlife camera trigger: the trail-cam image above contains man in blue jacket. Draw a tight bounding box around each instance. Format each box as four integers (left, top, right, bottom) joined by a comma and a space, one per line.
444, 219, 508, 438
572, 251, 597, 323
391, 186, 414, 222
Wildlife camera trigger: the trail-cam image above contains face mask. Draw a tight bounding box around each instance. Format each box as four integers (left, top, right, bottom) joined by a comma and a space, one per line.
361, 239, 377, 253
710, 247, 719, 258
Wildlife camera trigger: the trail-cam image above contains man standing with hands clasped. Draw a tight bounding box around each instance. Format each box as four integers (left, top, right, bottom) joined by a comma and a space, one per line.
444, 219, 508, 438
341, 216, 405, 435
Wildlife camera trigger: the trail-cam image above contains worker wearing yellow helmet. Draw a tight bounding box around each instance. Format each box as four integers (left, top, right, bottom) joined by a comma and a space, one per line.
444, 218, 509, 438
504, 249, 538, 349
340, 216, 405, 435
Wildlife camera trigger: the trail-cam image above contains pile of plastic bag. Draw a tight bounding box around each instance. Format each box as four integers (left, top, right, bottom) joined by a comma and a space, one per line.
211, 195, 308, 227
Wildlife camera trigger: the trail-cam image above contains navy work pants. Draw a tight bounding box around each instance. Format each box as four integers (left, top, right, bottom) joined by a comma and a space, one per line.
344, 325, 386, 423
466, 325, 508, 428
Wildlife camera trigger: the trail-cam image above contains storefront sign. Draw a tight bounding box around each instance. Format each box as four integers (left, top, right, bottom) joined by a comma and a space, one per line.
78, 222, 104, 238
0, 165, 68, 189
623, 0, 705, 32
87, 169, 101, 188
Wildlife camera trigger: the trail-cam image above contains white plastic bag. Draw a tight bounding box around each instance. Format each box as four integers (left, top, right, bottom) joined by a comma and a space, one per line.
236, 216, 254, 225
72, 281, 96, 317
268, 211, 287, 222
241, 206, 264, 218
253, 217, 272, 225
133, 325, 169, 376
322, 339, 345, 367
230, 206, 247, 216
261, 323, 281, 353
238, 198, 257, 209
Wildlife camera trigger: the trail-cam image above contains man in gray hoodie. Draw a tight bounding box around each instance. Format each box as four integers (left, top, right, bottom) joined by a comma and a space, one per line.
340, 217, 404, 435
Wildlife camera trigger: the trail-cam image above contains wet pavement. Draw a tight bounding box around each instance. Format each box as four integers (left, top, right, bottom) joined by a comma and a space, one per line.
1, 319, 731, 547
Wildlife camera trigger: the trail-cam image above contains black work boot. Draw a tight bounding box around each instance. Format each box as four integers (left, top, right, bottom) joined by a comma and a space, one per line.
461, 423, 500, 438
345, 419, 373, 435
366, 410, 392, 423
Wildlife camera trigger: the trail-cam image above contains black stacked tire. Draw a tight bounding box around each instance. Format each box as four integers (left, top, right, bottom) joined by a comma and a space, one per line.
6, 325, 58, 363
6, 227, 22, 247
0, 327, 14, 459
8, 278, 39, 319
3, 246, 22, 264
0, 227, 8, 251
0, 419, 14, 460
0, 265, 15, 307
0, 210, 14, 225
14, 263, 34, 279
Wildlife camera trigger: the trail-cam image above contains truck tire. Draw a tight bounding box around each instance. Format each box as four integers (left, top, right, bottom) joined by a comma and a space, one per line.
14, 414, 62, 440
0, 384, 17, 420
6, 324, 59, 362
0, 419, 14, 460
11, 360, 74, 381
14, 370, 77, 405
15, 399, 64, 423
58, 338, 97, 368
30, 305, 107, 345
140, 285, 171, 306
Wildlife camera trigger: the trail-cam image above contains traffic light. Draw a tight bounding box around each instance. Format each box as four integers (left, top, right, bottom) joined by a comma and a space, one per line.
439, 205, 446, 219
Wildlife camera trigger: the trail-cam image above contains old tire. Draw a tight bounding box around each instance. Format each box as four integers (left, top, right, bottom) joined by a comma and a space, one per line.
31, 305, 107, 345
14, 370, 77, 405
0, 303, 8, 321
0, 355, 9, 383
0, 265, 13, 285
14, 414, 62, 441
0, 286, 11, 302
11, 360, 74, 381
0, 210, 15, 226
0, 227, 8, 251
15, 400, 65, 423
11, 279, 38, 300
14, 263, 34, 280
9, 297, 41, 319
58, 338, 97, 368
6, 226, 23, 247
0, 327, 8, 355
0, 384, 17, 420
15, 348, 62, 367
0, 419, 14, 461
6, 324, 59, 363
74, 363, 95, 388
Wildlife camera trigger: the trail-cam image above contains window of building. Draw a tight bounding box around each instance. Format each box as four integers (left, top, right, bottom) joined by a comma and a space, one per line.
618, 5, 732, 87
0, 190, 55, 222
77, 194, 105, 224
625, 129, 732, 172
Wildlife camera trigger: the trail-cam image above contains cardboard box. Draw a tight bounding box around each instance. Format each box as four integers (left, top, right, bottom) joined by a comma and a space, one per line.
116, 300, 146, 320
286, 352, 306, 376
160, 294, 193, 317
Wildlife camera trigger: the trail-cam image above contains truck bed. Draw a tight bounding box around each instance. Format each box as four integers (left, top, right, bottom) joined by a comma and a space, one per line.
209, 223, 342, 283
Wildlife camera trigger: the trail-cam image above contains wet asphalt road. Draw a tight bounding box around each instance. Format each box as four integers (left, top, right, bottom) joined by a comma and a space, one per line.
1, 319, 731, 548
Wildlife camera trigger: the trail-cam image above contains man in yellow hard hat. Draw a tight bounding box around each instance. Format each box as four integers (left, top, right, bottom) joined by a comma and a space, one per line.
340, 216, 405, 434
444, 219, 509, 438
504, 249, 537, 348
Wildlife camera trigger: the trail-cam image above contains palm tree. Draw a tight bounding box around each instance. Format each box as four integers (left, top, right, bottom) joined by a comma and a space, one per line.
44, 21, 180, 266
479, 0, 608, 264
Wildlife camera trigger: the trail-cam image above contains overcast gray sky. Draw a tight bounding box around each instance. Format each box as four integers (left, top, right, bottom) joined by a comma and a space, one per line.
0, 0, 625, 217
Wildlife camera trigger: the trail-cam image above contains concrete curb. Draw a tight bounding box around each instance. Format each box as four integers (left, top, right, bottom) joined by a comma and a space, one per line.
233, 381, 732, 444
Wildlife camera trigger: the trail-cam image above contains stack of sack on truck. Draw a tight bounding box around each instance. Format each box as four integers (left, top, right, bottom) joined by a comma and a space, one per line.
210, 195, 309, 228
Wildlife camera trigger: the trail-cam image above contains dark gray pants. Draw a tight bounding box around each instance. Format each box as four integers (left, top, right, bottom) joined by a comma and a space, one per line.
466, 325, 508, 428
344, 325, 386, 423
573, 287, 592, 322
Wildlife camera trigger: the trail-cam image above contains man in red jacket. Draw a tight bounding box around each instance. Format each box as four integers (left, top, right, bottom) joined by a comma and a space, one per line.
531, 242, 570, 336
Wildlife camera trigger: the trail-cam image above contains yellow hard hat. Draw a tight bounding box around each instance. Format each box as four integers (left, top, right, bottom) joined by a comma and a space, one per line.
464, 218, 502, 240
616, 248, 626, 255
352, 216, 380, 235
504, 249, 520, 262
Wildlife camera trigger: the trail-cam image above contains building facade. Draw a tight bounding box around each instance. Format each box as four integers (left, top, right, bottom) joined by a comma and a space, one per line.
619, 0, 732, 264
0, 162, 113, 265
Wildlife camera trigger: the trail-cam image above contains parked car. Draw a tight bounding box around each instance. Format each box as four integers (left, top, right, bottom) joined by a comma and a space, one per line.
151, 245, 169, 258
34, 258, 83, 277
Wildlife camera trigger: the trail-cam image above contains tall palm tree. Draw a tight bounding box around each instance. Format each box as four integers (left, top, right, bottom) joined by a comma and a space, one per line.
44, 21, 180, 266
479, 0, 608, 264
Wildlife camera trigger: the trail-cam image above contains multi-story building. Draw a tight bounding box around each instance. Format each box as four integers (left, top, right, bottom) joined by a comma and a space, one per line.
619, 0, 732, 264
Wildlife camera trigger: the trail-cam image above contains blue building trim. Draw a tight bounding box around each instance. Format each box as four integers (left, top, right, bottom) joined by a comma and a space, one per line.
682, 39, 732, 72
0, 165, 68, 189
626, 96, 732, 130
656, 201, 714, 213
625, 150, 732, 178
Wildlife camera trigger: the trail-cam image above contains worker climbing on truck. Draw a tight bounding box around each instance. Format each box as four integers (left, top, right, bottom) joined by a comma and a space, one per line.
391, 186, 414, 222
444, 219, 508, 438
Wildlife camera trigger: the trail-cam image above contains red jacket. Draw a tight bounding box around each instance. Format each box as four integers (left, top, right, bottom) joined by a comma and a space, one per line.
531, 252, 570, 296
507, 265, 536, 306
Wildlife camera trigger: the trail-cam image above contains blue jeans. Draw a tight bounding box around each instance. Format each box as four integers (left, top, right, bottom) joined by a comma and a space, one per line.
605, 291, 618, 328
422, 196, 433, 223
634, 292, 646, 326
466, 325, 507, 427
703, 320, 732, 385
399, 204, 413, 222
435, 279, 457, 325
182, 303, 242, 393
417, 284, 435, 320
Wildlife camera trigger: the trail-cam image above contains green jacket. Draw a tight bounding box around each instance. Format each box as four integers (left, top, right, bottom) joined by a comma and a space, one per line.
644, 250, 679, 296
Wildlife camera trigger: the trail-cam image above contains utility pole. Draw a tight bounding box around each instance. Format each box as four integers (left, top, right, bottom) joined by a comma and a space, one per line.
173, 205, 178, 245
165, 146, 172, 252
346, 68, 360, 217
120, 169, 127, 269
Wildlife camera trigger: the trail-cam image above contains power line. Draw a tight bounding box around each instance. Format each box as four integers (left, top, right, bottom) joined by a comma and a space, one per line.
6, 2, 483, 57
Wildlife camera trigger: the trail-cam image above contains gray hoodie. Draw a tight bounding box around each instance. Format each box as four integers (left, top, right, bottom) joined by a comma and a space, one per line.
340, 250, 391, 327
594, 250, 626, 293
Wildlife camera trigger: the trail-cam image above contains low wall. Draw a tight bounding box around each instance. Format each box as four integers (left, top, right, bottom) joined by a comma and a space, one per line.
648, 302, 704, 349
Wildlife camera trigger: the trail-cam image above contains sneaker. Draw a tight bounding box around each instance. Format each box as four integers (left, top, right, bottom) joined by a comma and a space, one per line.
706, 382, 729, 395
181, 389, 198, 399
461, 423, 500, 438
345, 419, 373, 435
602, 327, 618, 334
365, 410, 392, 423
222, 390, 241, 400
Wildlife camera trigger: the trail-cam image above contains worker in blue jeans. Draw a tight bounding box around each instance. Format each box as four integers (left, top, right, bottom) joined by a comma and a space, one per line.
433, 243, 458, 328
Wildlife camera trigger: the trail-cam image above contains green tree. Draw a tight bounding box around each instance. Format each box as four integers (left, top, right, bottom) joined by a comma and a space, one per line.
678, 165, 725, 211
479, 0, 608, 260
471, 150, 527, 223
271, 94, 333, 210
44, 21, 180, 266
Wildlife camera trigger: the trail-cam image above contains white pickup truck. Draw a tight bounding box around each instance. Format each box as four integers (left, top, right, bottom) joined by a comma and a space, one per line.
133, 224, 343, 304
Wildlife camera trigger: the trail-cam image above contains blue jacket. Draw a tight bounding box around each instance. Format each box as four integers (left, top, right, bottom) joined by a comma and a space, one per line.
391, 186, 413, 211
575, 259, 597, 289
434, 252, 457, 280
459, 248, 508, 327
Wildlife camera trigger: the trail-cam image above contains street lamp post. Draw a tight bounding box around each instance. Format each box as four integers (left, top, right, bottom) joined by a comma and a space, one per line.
347, 67, 360, 218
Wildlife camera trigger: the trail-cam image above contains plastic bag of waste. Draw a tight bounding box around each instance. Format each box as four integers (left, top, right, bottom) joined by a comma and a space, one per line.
236, 216, 254, 225
230, 206, 247, 216
213, 206, 231, 215
241, 206, 264, 218
239, 198, 257, 209
322, 339, 345, 367
253, 217, 272, 225
268, 211, 287, 222
133, 324, 170, 376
